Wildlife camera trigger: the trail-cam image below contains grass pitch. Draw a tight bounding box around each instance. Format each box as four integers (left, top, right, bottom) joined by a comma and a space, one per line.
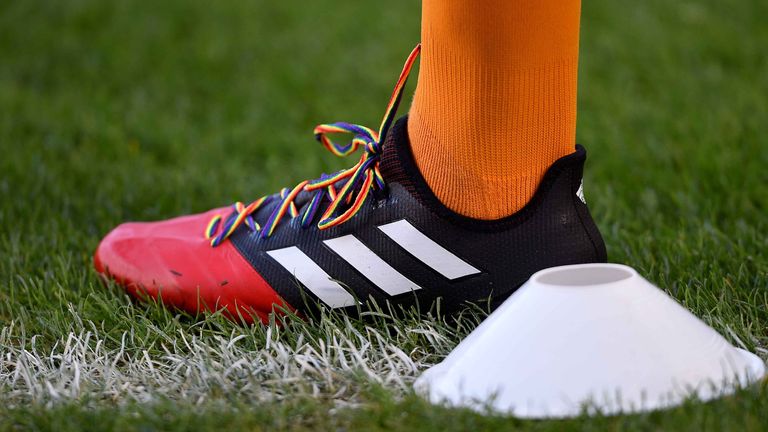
1, 0, 767, 430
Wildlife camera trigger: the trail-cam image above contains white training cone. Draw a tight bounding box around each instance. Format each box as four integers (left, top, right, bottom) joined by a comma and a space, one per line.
415, 264, 765, 418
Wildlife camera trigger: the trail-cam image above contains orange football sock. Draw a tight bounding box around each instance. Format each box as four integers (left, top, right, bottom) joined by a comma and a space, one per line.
408, 0, 581, 219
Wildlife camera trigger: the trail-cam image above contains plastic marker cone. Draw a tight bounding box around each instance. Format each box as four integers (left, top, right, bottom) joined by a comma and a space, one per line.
415, 264, 765, 418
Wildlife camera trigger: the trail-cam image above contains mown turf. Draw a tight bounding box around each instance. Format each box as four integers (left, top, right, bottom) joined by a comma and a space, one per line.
1, 0, 766, 430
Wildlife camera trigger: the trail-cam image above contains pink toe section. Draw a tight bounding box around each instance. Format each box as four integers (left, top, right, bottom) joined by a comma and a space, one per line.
94, 208, 291, 323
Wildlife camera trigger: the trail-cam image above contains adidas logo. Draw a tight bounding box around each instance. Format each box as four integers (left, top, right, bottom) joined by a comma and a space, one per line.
266, 220, 480, 308
576, 179, 586, 204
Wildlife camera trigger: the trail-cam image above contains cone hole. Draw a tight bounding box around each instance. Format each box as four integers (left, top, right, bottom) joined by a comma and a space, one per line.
535, 265, 633, 286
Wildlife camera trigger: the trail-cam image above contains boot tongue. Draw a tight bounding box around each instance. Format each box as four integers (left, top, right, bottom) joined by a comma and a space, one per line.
376, 115, 430, 208
378, 115, 414, 188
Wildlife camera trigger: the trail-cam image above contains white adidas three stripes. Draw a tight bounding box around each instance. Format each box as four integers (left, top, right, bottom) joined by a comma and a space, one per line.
266, 220, 480, 308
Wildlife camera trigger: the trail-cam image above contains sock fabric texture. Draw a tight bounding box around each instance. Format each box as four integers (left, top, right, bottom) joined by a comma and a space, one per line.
408, 0, 581, 220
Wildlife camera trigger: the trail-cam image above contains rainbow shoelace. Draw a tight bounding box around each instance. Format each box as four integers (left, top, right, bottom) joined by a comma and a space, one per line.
205, 44, 421, 247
